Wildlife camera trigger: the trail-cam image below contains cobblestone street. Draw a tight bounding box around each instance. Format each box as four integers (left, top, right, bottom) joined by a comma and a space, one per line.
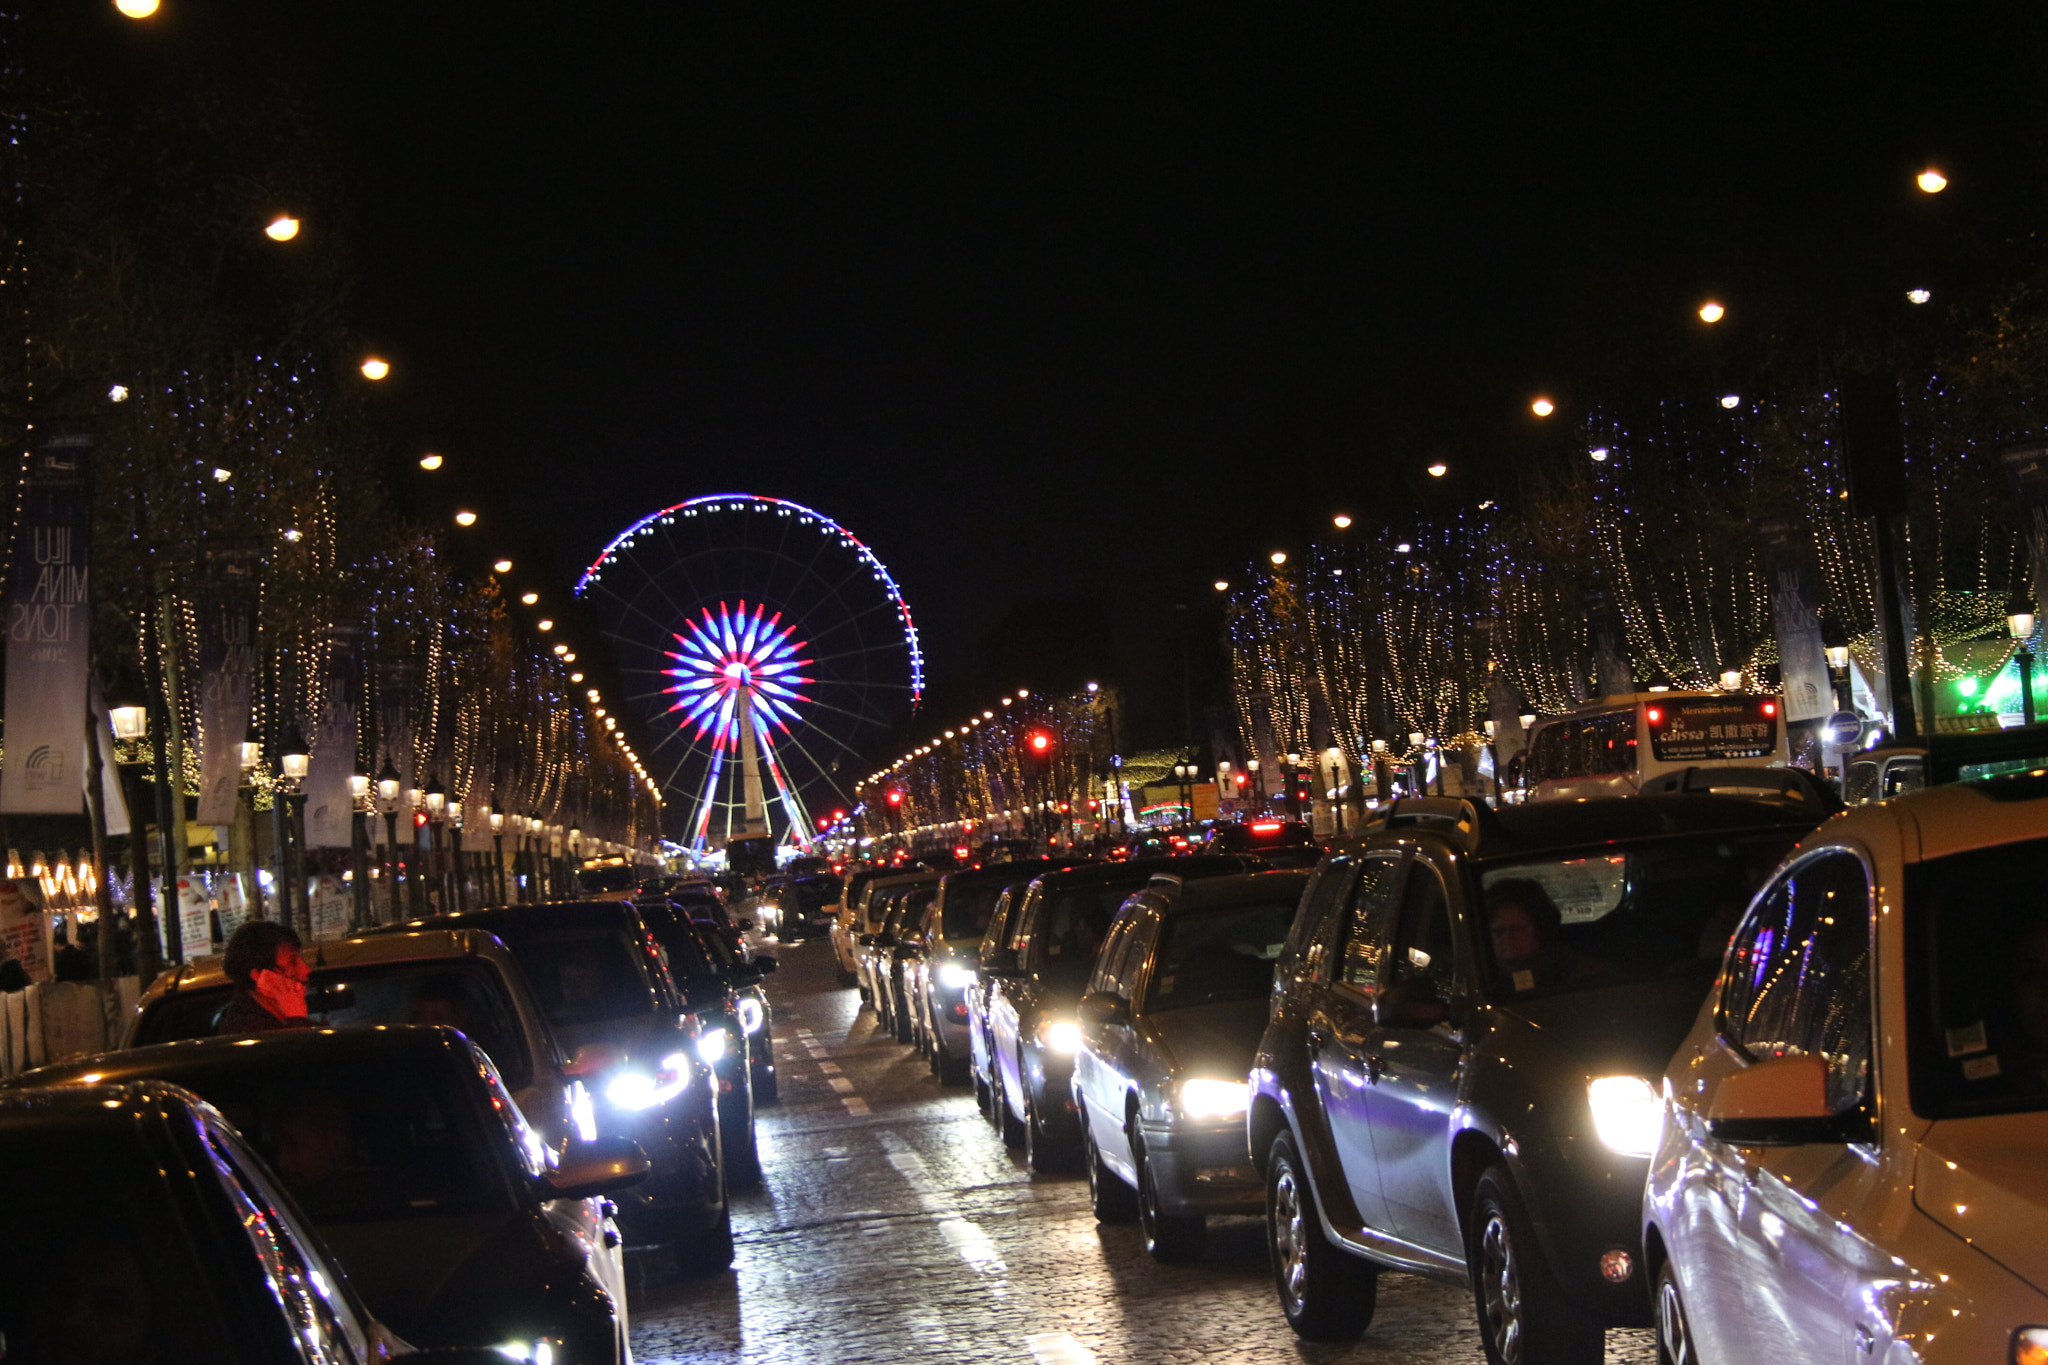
627, 938, 1659, 1364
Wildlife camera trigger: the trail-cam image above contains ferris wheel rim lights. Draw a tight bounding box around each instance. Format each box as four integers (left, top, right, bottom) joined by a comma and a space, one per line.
573, 491, 924, 702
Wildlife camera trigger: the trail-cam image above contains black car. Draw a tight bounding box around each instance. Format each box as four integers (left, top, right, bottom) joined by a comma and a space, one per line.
981, 855, 1262, 1171
1248, 792, 1826, 1358
1207, 819, 1321, 868
0, 1080, 421, 1362
10, 1027, 648, 1362
373, 903, 731, 1266
641, 895, 781, 1107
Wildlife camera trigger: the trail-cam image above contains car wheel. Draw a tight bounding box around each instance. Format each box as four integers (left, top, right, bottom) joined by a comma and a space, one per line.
1654, 1259, 1696, 1365
1024, 1090, 1071, 1173
938, 1042, 970, 1086
973, 1063, 994, 1116
1135, 1136, 1205, 1262
673, 1197, 735, 1275
1469, 1165, 1602, 1365
1266, 1131, 1377, 1340
1086, 1126, 1139, 1223
893, 996, 914, 1043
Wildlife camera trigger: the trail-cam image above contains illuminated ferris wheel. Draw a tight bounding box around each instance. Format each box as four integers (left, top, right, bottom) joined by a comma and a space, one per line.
576, 494, 922, 853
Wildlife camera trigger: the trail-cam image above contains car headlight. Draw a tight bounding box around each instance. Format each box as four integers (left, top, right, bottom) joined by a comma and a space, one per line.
606, 1053, 692, 1110
937, 962, 976, 990
698, 1027, 730, 1063
736, 995, 766, 1034
2015, 1328, 2048, 1365
1038, 1019, 1083, 1053
496, 1343, 556, 1365
1587, 1075, 1662, 1156
1177, 1078, 1250, 1119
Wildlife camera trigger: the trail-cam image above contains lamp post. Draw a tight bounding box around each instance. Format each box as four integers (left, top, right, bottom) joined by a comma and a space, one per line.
489, 810, 507, 905
1284, 751, 1304, 821
1245, 757, 1261, 814
347, 772, 371, 929
1173, 761, 1196, 830
401, 784, 426, 916
274, 724, 310, 935
448, 800, 467, 912
1324, 747, 1347, 835
237, 727, 266, 922
2010, 595, 2038, 727
377, 759, 403, 923
107, 691, 163, 985
424, 777, 447, 914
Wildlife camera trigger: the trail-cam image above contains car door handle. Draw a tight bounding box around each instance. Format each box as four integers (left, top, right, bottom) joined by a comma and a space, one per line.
1364, 1054, 1386, 1084
1306, 1024, 1333, 1051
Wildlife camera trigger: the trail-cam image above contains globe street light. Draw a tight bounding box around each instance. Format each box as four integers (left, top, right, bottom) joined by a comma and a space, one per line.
1917, 168, 1948, 194
265, 216, 300, 242
2010, 595, 2038, 727
1698, 300, 1725, 324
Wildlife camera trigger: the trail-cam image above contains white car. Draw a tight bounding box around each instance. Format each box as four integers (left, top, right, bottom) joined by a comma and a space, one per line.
1644, 773, 2048, 1364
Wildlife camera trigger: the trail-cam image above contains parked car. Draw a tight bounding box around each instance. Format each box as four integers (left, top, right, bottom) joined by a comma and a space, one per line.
641, 896, 780, 1105
1205, 820, 1321, 868
1248, 791, 1825, 1356
855, 874, 938, 1015
877, 886, 939, 1042
1075, 869, 1310, 1261
128, 927, 594, 1155
834, 866, 930, 988
11, 1026, 647, 1361
0, 1079, 426, 1362
761, 872, 842, 939
372, 904, 731, 1266
983, 856, 1261, 1171
1842, 721, 2048, 804
1645, 772, 2048, 1365
904, 859, 1078, 1083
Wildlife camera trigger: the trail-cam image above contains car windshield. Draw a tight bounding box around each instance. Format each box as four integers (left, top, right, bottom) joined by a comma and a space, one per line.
171, 1053, 516, 1224
0, 1126, 238, 1356
500, 928, 659, 1025
644, 910, 719, 980
134, 960, 532, 1088
1907, 835, 2048, 1118
942, 879, 1024, 941
1476, 831, 1800, 1000
1145, 900, 1297, 1009
577, 864, 637, 894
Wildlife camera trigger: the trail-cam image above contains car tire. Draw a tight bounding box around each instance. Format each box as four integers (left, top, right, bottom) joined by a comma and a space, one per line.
1654, 1258, 1696, 1365
893, 995, 914, 1044
1266, 1131, 1377, 1340
1135, 1136, 1205, 1262
1468, 1164, 1603, 1365
995, 1068, 1026, 1149
673, 1197, 735, 1275
936, 1038, 970, 1086
1086, 1127, 1139, 1223
973, 1064, 994, 1117
1024, 1090, 1070, 1173
753, 1061, 778, 1105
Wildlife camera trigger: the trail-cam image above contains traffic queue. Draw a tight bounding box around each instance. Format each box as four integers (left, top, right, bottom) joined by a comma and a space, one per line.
835, 755, 2048, 1365
0, 877, 777, 1363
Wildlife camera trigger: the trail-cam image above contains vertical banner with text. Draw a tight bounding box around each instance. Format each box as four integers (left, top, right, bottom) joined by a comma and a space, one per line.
1, 434, 93, 815
1757, 518, 1835, 724
305, 636, 361, 849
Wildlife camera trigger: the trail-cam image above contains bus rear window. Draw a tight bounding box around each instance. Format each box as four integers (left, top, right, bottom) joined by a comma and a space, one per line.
1647, 697, 1778, 763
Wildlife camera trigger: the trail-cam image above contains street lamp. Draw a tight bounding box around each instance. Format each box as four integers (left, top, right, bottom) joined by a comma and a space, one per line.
2010, 594, 2038, 727
377, 758, 403, 923
1172, 762, 1196, 830
273, 723, 311, 933
347, 771, 371, 928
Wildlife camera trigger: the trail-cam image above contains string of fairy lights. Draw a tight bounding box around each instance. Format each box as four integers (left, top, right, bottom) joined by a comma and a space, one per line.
1226, 380, 2037, 771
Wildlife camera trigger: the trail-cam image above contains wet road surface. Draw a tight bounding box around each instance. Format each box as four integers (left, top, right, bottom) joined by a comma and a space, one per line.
627, 937, 1658, 1364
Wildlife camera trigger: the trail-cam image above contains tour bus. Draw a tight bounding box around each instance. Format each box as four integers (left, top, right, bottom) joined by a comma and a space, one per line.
1511, 690, 1789, 803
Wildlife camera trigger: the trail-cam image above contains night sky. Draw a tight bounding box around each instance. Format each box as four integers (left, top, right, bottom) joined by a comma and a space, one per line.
70, 6, 2048, 751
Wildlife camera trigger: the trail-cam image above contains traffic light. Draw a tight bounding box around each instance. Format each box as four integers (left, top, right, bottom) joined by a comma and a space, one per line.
1026, 731, 1053, 756
886, 789, 904, 807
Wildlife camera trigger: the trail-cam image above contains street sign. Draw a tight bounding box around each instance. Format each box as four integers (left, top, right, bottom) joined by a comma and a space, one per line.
1822, 711, 1862, 747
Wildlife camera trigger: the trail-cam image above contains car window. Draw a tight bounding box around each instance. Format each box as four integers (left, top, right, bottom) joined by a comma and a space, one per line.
204, 1123, 376, 1364
1336, 856, 1402, 991
1028, 883, 1136, 993
0, 1122, 239, 1358
1906, 835, 2048, 1118
942, 877, 1021, 940
510, 928, 660, 1025
1007, 886, 1042, 953
1843, 760, 1880, 805
1477, 831, 1801, 1000
1882, 759, 1924, 797
981, 888, 1021, 964
1145, 899, 1297, 1010
1282, 857, 1350, 972
1720, 851, 1873, 1114
135, 959, 533, 1090
1088, 915, 1137, 999
186, 1052, 521, 1225
1383, 861, 1457, 1002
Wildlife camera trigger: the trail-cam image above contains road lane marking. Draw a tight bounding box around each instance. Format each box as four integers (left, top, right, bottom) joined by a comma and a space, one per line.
827, 1077, 856, 1094
817, 1061, 842, 1074
1025, 1333, 1096, 1365
937, 1217, 1006, 1272
842, 1097, 870, 1114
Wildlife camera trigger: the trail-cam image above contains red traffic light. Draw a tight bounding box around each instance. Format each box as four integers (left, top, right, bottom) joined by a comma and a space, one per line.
1027, 731, 1052, 754
886, 789, 904, 807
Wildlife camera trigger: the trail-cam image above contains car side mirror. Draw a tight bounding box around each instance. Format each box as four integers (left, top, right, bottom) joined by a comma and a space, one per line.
753, 955, 778, 974
983, 947, 1021, 977
1705, 1053, 1866, 1145
563, 1042, 621, 1077
1078, 991, 1129, 1028
542, 1136, 651, 1201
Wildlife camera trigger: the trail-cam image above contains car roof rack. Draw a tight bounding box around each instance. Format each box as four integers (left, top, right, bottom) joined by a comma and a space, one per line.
1357, 795, 1500, 849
